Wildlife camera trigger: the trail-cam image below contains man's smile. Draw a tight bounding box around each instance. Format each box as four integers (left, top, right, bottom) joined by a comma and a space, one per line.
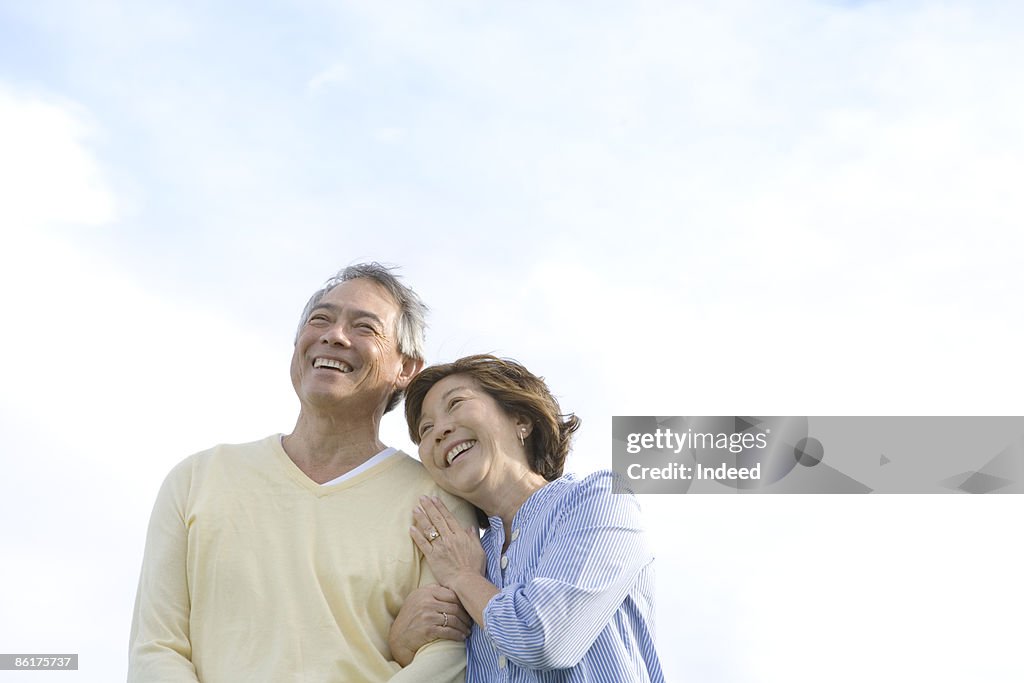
313, 357, 353, 373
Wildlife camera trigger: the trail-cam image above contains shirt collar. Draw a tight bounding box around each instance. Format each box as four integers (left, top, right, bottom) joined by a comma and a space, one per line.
487, 473, 575, 536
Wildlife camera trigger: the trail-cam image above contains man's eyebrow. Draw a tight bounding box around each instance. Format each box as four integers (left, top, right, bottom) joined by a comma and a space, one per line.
309, 303, 386, 326
309, 302, 340, 315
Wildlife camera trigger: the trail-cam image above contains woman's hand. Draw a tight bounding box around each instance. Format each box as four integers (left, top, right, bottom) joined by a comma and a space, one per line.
410, 496, 486, 588
388, 585, 471, 666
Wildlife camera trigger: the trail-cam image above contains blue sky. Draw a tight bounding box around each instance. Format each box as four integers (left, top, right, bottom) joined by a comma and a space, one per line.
1, 1, 1022, 681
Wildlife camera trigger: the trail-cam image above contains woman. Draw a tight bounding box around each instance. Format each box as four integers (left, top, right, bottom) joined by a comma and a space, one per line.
404, 354, 664, 682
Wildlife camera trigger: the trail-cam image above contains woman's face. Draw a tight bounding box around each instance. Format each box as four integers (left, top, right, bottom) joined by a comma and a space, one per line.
415, 373, 530, 503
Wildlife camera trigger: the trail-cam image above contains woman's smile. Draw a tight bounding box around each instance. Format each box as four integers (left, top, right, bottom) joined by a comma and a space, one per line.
445, 440, 476, 466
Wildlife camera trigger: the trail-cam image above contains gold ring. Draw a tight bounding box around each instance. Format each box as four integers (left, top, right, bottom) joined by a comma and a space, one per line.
441, 612, 449, 628
427, 528, 440, 542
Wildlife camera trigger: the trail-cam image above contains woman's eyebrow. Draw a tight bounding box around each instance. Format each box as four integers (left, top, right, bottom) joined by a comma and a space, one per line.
418, 385, 472, 431
440, 385, 471, 401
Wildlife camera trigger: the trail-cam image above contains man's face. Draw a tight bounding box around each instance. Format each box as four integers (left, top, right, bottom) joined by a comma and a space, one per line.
290, 278, 417, 415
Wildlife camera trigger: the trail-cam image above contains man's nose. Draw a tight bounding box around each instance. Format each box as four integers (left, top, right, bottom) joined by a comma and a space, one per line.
320, 323, 351, 346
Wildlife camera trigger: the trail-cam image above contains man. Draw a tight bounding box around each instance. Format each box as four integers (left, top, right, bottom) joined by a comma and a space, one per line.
129, 263, 473, 682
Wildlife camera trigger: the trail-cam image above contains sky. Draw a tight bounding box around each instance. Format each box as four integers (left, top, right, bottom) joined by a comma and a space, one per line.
1, 0, 1022, 681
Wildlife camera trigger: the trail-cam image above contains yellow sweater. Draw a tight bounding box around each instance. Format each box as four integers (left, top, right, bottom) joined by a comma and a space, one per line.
129, 435, 471, 682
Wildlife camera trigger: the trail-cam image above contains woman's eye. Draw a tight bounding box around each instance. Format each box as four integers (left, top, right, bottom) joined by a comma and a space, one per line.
448, 398, 464, 410
419, 424, 432, 438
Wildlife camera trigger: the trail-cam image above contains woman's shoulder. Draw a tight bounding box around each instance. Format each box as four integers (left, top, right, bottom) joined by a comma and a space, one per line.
562, 469, 638, 498
552, 470, 643, 523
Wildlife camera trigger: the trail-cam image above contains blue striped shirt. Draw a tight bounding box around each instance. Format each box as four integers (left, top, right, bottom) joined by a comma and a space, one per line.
468, 471, 664, 682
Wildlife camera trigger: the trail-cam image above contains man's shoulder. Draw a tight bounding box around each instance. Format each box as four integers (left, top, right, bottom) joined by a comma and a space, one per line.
370, 450, 440, 488
373, 452, 475, 522
166, 434, 281, 479
186, 434, 279, 460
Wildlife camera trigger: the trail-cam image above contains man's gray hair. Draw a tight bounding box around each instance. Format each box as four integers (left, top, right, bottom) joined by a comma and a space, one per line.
296, 263, 429, 413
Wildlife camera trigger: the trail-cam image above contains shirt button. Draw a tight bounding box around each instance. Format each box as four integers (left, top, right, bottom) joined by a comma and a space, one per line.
498, 655, 507, 668
500, 555, 509, 569
511, 528, 520, 541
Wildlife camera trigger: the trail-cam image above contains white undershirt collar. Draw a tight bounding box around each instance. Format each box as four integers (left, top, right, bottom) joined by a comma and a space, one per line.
319, 447, 397, 486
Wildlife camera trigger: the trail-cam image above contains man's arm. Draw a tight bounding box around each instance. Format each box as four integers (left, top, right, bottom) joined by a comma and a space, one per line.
387, 493, 476, 682
128, 462, 201, 682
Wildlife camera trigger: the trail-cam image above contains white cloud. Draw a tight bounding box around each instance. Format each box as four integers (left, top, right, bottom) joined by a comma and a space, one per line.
0, 86, 116, 232
308, 62, 351, 91
373, 126, 408, 144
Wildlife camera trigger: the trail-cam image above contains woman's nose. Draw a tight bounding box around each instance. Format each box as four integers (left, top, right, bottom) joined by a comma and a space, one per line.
435, 424, 454, 442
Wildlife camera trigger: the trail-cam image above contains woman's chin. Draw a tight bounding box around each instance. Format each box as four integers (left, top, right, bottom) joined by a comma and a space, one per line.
438, 474, 488, 507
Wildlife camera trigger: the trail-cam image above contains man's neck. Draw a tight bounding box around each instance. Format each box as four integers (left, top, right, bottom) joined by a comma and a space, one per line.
283, 410, 387, 484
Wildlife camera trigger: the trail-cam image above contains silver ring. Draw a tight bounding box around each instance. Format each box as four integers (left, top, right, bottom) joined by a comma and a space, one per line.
441, 612, 449, 628
427, 528, 440, 542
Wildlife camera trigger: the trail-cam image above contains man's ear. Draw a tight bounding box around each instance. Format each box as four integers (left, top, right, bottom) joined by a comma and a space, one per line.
395, 356, 424, 389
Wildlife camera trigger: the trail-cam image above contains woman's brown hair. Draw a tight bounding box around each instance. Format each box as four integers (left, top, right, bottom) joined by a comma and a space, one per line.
404, 354, 581, 481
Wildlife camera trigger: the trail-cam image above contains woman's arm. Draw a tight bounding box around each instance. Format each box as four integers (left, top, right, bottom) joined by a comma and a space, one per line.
410, 496, 497, 626
411, 474, 653, 671
480, 473, 651, 670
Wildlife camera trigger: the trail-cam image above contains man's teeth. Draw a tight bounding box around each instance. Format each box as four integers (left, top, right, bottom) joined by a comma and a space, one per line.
313, 358, 352, 373
446, 441, 476, 465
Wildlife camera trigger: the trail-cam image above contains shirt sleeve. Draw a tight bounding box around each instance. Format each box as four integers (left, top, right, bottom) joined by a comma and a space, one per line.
128, 461, 201, 682
482, 472, 651, 670
389, 492, 475, 682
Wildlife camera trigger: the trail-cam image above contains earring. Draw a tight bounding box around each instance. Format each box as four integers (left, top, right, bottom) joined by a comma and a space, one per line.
519, 428, 526, 446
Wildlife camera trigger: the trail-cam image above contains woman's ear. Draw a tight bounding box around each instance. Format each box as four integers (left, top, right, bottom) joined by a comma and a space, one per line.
514, 416, 534, 440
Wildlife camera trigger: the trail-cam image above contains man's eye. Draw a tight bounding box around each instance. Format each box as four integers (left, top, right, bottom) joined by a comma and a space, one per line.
354, 322, 380, 334
309, 314, 329, 323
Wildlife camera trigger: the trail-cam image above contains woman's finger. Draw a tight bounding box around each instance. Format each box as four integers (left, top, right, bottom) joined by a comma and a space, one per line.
419, 495, 456, 535
431, 496, 465, 531
430, 591, 470, 627
432, 607, 471, 637
446, 610, 472, 636
418, 496, 454, 535
412, 506, 447, 546
438, 626, 468, 641
411, 506, 432, 534
409, 525, 433, 556
421, 597, 470, 637
431, 585, 460, 603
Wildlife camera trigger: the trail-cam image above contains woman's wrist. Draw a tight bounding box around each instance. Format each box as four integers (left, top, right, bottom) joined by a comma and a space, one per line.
448, 569, 483, 595
448, 570, 499, 628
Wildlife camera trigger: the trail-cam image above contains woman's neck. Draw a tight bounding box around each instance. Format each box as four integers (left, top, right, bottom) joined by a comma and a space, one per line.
476, 468, 548, 543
